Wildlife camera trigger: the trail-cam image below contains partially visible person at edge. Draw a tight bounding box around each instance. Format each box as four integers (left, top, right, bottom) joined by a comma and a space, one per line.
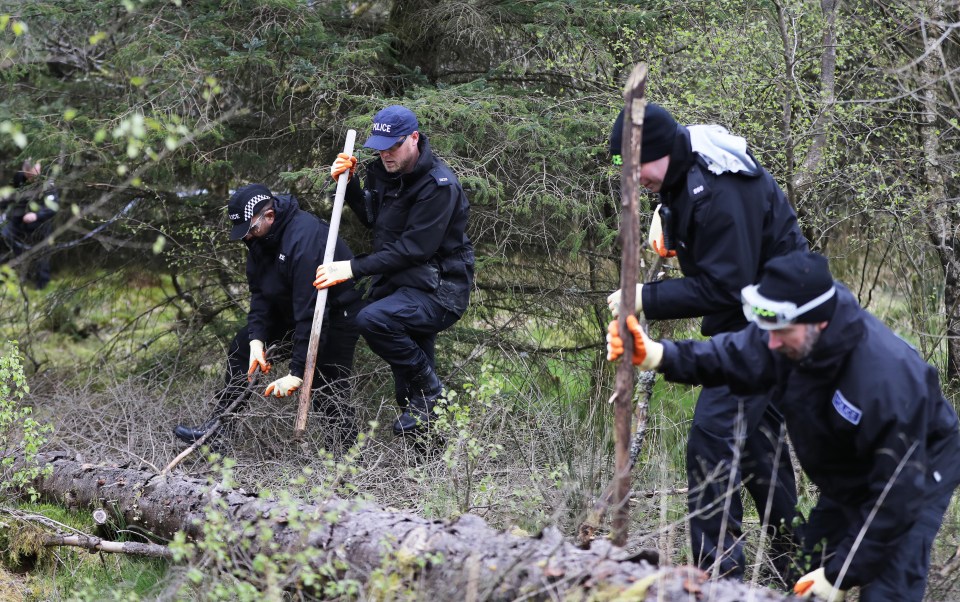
317, 105, 474, 436
174, 184, 364, 447
608, 250, 960, 602
0, 159, 60, 289
606, 104, 804, 580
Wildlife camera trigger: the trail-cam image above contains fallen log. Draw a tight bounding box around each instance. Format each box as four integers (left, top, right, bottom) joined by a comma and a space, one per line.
22, 452, 793, 601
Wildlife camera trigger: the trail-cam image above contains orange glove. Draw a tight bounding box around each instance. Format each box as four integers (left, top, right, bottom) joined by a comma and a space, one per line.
330, 153, 357, 182
649, 204, 676, 258
606, 315, 663, 370
248, 339, 270, 381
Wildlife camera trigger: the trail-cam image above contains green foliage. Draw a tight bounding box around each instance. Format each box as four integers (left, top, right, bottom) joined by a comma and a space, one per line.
0, 502, 168, 600
166, 450, 371, 599
0, 341, 51, 501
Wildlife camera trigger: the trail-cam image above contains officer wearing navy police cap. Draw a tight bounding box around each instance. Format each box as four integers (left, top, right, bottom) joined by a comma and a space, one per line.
607, 103, 808, 580
609, 250, 960, 602
319, 105, 474, 436
174, 183, 364, 447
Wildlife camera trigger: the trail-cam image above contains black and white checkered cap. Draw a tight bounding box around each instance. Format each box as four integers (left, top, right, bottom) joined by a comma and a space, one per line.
227, 184, 274, 240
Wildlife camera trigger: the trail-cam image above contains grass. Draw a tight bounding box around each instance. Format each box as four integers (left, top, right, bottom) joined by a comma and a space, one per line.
0, 502, 169, 601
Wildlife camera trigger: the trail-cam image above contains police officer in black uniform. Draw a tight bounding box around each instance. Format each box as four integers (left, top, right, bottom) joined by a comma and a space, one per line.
317, 105, 474, 436
174, 184, 363, 446
608, 250, 960, 602
0, 159, 60, 289
607, 104, 804, 579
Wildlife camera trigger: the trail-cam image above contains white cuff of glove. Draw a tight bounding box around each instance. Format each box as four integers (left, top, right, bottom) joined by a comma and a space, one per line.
794, 568, 845, 601
648, 203, 664, 247
314, 260, 354, 290
248, 339, 270, 376
606, 283, 644, 318
264, 374, 303, 398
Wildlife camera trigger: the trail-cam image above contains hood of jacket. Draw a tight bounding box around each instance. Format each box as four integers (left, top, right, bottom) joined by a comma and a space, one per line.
688, 125, 758, 175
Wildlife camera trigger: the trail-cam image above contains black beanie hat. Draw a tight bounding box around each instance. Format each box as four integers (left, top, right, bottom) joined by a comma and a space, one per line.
757, 251, 837, 323
609, 103, 679, 164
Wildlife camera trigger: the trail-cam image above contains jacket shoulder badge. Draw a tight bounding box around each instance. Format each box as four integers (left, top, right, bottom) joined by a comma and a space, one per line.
832, 389, 862, 425
687, 163, 710, 199
430, 167, 453, 186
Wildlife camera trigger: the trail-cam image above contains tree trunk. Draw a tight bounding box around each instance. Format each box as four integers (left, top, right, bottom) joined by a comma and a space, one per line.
22, 452, 793, 601
917, 0, 960, 384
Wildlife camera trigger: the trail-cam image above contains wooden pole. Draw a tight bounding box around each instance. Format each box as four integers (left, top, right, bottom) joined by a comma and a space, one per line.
611, 63, 647, 547
578, 258, 663, 547
294, 129, 357, 440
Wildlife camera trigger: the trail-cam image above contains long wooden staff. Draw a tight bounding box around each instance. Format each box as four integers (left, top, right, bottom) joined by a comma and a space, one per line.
605, 64, 648, 546
578, 257, 663, 547
294, 129, 357, 440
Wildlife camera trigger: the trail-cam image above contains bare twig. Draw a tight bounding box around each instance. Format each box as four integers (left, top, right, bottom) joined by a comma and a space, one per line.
161, 369, 261, 475
42, 534, 173, 559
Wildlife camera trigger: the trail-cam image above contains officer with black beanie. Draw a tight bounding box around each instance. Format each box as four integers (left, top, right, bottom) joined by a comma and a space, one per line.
606, 102, 808, 580
608, 250, 960, 601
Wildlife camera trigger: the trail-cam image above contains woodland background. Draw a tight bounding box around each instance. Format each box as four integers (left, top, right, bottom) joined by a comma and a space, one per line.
0, 0, 959, 600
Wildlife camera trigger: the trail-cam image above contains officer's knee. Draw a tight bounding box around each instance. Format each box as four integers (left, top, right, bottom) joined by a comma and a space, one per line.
356, 305, 389, 337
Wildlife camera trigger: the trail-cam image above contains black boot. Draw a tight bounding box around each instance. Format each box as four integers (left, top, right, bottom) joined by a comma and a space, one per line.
173, 417, 221, 445
392, 364, 441, 436
391, 370, 413, 436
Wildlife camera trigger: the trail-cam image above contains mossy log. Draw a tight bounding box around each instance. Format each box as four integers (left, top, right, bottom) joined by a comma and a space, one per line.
23, 452, 794, 601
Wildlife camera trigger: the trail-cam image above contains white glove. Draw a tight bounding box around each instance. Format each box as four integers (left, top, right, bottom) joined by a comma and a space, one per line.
648, 204, 676, 258
314, 260, 353, 290
264, 374, 303, 398
606, 283, 644, 318
248, 339, 270, 381
793, 568, 845, 601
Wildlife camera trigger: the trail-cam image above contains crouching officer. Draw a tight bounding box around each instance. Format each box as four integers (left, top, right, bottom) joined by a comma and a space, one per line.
0, 159, 60, 289
316, 105, 474, 436
608, 250, 960, 601
174, 184, 364, 446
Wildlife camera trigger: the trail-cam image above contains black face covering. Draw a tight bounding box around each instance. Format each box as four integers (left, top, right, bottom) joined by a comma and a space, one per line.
661, 126, 694, 194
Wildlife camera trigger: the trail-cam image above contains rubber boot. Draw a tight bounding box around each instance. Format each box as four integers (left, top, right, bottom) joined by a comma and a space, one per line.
173, 417, 221, 445
391, 369, 412, 436
393, 364, 441, 436
173, 389, 239, 446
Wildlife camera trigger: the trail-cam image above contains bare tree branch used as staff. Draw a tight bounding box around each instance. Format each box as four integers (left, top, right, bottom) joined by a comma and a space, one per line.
610, 63, 648, 547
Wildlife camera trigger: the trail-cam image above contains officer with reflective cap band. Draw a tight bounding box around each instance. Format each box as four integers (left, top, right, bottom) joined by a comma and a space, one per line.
608, 250, 960, 602
173, 183, 364, 447
607, 103, 805, 580
318, 105, 474, 436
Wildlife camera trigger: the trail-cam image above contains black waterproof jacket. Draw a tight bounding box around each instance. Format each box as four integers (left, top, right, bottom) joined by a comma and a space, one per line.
344, 135, 474, 316
642, 127, 808, 335
245, 194, 360, 379
0, 171, 59, 238
659, 285, 960, 587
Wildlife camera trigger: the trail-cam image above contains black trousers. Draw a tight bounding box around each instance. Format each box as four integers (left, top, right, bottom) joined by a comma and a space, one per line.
800, 486, 955, 601
217, 314, 359, 417
686, 384, 798, 580
354, 286, 459, 405
0, 221, 52, 289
